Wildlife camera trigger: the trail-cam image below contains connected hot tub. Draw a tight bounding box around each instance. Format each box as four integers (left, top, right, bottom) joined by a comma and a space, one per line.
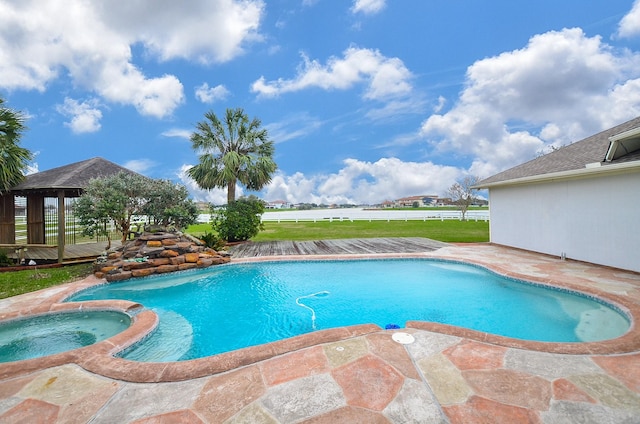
0, 310, 131, 363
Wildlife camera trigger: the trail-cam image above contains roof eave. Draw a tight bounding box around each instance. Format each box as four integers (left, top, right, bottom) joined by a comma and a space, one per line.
475, 160, 640, 189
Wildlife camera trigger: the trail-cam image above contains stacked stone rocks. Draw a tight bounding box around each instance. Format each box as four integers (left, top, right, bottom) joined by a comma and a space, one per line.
94, 231, 230, 282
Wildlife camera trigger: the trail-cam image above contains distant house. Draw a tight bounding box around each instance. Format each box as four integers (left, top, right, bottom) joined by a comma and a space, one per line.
380, 200, 395, 208
394, 195, 438, 208
476, 116, 640, 273
266, 200, 292, 209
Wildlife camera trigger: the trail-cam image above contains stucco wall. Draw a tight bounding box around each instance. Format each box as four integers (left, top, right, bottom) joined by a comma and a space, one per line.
489, 171, 640, 272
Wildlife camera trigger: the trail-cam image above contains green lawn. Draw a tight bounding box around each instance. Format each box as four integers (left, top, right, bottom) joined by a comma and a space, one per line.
0, 263, 94, 300
188, 219, 489, 243
255, 220, 488, 242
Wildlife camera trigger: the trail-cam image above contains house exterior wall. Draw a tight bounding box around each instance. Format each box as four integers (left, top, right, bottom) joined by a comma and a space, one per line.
489, 171, 640, 272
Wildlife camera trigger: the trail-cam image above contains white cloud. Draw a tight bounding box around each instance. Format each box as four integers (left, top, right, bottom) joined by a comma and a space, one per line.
264, 113, 323, 144
433, 96, 446, 113
25, 163, 39, 175
364, 97, 426, 122
0, 0, 263, 117
56, 98, 103, 134
97, 66, 184, 118
103, 1, 264, 64
420, 28, 640, 176
262, 158, 462, 205
351, 0, 386, 15
161, 128, 192, 140
251, 47, 413, 101
123, 159, 156, 174
617, 0, 640, 38
195, 83, 230, 103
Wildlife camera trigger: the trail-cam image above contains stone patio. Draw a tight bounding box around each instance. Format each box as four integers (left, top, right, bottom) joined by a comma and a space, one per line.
0, 243, 639, 423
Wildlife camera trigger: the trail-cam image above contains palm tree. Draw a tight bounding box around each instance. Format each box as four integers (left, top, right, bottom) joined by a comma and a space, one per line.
188, 108, 277, 204
0, 97, 33, 194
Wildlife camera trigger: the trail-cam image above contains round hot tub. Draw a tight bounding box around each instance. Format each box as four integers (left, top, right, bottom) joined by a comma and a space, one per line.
0, 310, 131, 362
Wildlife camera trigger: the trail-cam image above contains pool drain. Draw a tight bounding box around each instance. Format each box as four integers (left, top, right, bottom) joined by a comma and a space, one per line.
296, 291, 330, 330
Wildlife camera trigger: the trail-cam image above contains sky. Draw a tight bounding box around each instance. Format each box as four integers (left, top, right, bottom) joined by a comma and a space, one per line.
2, 0, 640, 205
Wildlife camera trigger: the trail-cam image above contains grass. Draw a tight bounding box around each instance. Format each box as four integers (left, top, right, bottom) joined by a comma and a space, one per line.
0, 263, 94, 300
187, 219, 489, 243
254, 220, 489, 242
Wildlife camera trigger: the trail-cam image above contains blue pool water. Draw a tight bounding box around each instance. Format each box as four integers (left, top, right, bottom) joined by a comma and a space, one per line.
67, 259, 630, 362
0, 311, 131, 362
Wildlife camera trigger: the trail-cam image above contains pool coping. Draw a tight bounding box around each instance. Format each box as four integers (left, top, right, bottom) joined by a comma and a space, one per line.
0, 250, 639, 383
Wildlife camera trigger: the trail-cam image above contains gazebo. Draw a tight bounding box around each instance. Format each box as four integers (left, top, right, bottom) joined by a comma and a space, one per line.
0, 157, 139, 263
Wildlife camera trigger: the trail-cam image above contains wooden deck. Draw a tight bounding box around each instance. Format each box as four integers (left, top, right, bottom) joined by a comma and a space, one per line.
4, 237, 448, 264
4, 241, 122, 264
228, 237, 449, 258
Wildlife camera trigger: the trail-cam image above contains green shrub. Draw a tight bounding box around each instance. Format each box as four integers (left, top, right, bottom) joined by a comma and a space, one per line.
0, 250, 13, 267
212, 197, 265, 242
200, 232, 226, 250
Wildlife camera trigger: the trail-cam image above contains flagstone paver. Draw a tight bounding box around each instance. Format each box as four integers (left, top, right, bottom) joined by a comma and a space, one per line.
192, 365, 266, 423
417, 353, 472, 405
568, 373, 640, 411
323, 337, 369, 368
540, 400, 639, 424
383, 378, 447, 423
443, 395, 542, 424
302, 406, 391, 424
0, 398, 60, 424
504, 349, 602, 379
462, 369, 553, 411
130, 409, 205, 424
0, 243, 639, 423
592, 352, 640, 392
91, 378, 206, 423
443, 339, 506, 370
552, 378, 598, 404
259, 374, 345, 422
225, 402, 278, 424
331, 354, 404, 411
260, 345, 329, 386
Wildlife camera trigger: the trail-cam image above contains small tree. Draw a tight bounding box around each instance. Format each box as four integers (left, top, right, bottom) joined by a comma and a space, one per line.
447, 175, 480, 221
211, 196, 265, 242
74, 172, 152, 247
75, 173, 201, 247
142, 179, 198, 230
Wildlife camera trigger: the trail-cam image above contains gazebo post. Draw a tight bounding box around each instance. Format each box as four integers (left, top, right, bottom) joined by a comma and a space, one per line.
57, 190, 65, 263
0, 194, 16, 244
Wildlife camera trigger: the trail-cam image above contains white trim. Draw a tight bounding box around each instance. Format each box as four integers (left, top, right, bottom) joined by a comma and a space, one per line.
476, 160, 640, 188
608, 126, 640, 142
605, 140, 619, 162
606, 126, 640, 161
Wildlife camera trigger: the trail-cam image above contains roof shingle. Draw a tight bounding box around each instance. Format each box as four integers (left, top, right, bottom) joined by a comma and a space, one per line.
10, 157, 142, 196
477, 116, 640, 186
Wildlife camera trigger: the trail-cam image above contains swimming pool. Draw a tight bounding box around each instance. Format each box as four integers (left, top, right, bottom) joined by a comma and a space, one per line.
67, 259, 630, 362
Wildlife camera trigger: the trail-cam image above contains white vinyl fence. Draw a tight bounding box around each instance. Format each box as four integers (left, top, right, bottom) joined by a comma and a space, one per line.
197, 208, 489, 224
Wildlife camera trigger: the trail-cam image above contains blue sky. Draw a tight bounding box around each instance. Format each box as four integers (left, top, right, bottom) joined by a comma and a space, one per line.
2, 0, 640, 205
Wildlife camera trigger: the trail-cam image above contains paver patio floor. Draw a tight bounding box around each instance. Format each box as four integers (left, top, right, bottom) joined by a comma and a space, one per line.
0, 243, 639, 423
